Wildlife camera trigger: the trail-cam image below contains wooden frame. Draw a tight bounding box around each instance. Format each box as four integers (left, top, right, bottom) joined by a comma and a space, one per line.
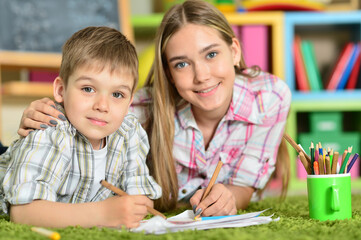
225, 11, 285, 80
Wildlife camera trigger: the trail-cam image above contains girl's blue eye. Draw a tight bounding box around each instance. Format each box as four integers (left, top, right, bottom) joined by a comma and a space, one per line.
175, 62, 188, 69
113, 92, 123, 99
82, 87, 94, 93
207, 52, 217, 59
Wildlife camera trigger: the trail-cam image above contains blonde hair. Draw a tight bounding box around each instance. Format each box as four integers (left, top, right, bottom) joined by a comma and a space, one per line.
145, 0, 289, 211
59, 26, 138, 92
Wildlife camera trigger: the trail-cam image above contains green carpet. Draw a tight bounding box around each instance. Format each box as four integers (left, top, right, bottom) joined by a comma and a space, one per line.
1, 195, 361, 240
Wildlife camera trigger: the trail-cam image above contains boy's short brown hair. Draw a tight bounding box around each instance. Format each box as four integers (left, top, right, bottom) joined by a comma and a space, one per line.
59, 26, 138, 92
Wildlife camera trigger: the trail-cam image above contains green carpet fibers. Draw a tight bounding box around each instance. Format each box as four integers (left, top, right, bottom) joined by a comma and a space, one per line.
1, 195, 361, 240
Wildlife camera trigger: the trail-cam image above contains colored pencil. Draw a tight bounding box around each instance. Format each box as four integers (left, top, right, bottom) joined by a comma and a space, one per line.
325, 155, 331, 174
318, 152, 325, 175
299, 151, 312, 175
318, 142, 323, 157
329, 149, 334, 167
31, 227, 60, 240
339, 147, 351, 174
347, 153, 359, 173
283, 133, 311, 163
100, 180, 166, 219
331, 151, 339, 174
310, 142, 315, 174
313, 161, 319, 175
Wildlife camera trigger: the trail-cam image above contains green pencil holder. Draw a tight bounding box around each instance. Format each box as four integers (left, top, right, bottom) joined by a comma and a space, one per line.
307, 173, 352, 221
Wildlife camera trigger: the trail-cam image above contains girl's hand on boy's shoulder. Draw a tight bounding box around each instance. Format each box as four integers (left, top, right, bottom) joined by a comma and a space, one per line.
190, 184, 237, 217
18, 98, 65, 137
101, 195, 152, 229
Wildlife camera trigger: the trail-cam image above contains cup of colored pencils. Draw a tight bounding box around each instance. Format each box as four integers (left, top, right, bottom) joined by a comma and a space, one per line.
299, 142, 359, 176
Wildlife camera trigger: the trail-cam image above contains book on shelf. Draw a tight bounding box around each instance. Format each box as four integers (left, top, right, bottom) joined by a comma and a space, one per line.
293, 36, 310, 91
346, 44, 361, 90
29, 70, 58, 83
301, 40, 323, 90
239, 25, 269, 72
325, 42, 354, 90
336, 43, 360, 90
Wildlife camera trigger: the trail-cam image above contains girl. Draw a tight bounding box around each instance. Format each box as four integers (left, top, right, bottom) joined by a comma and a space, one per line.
15, 0, 291, 216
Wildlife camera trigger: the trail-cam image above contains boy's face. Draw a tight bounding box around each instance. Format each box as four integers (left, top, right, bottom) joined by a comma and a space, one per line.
53, 65, 134, 149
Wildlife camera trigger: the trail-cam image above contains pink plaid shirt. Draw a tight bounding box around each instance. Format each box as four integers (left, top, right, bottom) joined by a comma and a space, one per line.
130, 71, 291, 200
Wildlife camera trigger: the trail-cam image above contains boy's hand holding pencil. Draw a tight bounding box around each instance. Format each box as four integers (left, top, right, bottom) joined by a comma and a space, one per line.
100, 180, 166, 219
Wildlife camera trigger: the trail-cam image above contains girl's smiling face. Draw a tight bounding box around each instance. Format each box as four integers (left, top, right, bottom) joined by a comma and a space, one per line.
165, 23, 241, 116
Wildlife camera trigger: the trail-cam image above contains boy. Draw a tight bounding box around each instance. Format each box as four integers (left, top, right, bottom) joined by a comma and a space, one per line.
0, 26, 161, 228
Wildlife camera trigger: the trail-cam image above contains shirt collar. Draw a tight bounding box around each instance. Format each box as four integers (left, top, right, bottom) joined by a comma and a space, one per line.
176, 104, 198, 130
224, 76, 264, 124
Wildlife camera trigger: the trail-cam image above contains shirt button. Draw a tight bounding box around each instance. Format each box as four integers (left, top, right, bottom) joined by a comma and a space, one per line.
181, 189, 187, 194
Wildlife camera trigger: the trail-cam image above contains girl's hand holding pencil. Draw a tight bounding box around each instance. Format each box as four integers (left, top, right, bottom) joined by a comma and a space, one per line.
190, 160, 238, 219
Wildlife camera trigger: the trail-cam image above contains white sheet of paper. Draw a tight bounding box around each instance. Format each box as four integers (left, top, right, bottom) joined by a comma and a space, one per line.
131, 209, 279, 234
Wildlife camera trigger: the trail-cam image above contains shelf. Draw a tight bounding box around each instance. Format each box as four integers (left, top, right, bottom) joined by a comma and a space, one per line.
284, 11, 361, 93
225, 12, 284, 79
291, 90, 361, 101
0, 51, 61, 69
132, 13, 164, 28
1, 81, 53, 98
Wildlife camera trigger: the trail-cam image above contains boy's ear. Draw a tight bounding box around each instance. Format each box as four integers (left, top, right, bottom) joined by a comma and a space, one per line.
53, 77, 65, 103
231, 37, 242, 66
128, 94, 134, 108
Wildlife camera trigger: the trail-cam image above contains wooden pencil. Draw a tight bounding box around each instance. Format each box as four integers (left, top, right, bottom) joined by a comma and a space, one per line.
329, 149, 334, 167
325, 155, 331, 174
347, 153, 360, 173
194, 160, 223, 219
318, 153, 325, 175
331, 151, 339, 174
310, 142, 315, 174
318, 142, 323, 154
313, 161, 319, 175
299, 152, 312, 175
31, 227, 60, 240
339, 148, 350, 174
283, 133, 311, 163
100, 180, 166, 219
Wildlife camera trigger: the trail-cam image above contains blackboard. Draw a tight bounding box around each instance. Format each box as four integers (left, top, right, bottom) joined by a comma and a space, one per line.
0, 0, 123, 53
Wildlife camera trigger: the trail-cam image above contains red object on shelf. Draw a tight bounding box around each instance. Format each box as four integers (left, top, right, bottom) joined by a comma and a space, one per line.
29, 70, 59, 83
293, 36, 310, 91
326, 43, 354, 90
346, 44, 361, 90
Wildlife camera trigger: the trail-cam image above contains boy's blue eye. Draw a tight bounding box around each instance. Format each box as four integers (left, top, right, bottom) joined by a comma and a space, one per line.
207, 52, 217, 59
175, 62, 188, 69
82, 87, 94, 93
112, 92, 124, 99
